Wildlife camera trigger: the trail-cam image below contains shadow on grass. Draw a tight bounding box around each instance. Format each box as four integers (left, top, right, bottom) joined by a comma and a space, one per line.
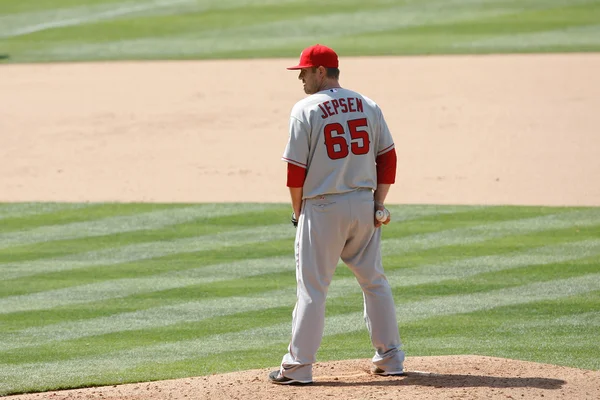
313, 371, 565, 389
0, 54, 9, 61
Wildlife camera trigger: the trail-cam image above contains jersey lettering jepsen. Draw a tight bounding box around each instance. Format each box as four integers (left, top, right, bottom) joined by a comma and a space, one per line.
282, 88, 395, 199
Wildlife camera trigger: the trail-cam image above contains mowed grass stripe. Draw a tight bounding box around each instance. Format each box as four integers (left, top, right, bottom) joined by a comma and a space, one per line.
0, 203, 275, 250
3, 0, 600, 63
4, 275, 599, 366
0, 0, 307, 37
0, 203, 188, 234
480, 308, 600, 349
8, 0, 596, 62
3, 237, 600, 316
0, 224, 295, 280
0, 286, 295, 351
385, 204, 488, 221
2, 239, 599, 349
514, 310, 600, 329
1, 207, 596, 306
398, 294, 600, 370
456, 23, 600, 50
0, 204, 482, 248
0, 0, 195, 38
0, 256, 293, 314
344, 239, 600, 291
324, 276, 600, 344
1, 208, 598, 299
30, 2, 519, 60
381, 208, 600, 256
410, 310, 600, 362
0, 205, 484, 280
1, 273, 597, 394
0, 0, 148, 15
0, 203, 94, 221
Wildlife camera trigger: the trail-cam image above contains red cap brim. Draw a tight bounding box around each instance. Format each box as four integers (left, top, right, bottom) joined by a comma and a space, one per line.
286, 64, 311, 70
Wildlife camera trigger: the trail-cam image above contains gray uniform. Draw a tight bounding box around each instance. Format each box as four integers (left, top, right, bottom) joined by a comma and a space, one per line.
280, 88, 404, 382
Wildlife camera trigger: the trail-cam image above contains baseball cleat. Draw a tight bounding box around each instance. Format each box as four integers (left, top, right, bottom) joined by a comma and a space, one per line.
268, 370, 313, 385
371, 366, 405, 376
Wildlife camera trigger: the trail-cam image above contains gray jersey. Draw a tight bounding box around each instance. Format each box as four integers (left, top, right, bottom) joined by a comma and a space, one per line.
282, 88, 395, 199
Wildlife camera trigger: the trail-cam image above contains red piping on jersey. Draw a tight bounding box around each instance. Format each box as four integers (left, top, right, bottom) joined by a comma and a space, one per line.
282, 157, 307, 168
376, 148, 397, 184
287, 163, 307, 187
377, 143, 395, 156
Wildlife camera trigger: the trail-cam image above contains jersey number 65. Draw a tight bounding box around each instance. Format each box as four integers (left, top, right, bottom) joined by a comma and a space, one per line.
324, 118, 371, 160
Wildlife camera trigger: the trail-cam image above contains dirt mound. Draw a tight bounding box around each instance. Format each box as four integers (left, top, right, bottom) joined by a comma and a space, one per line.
6, 356, 599, 400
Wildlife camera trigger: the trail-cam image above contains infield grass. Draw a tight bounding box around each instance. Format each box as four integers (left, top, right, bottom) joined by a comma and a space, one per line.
0, 203, 599, 395
1, 0, 600, 63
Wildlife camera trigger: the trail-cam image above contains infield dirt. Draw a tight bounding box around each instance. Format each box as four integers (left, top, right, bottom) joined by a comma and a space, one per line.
1, 54, 599, 205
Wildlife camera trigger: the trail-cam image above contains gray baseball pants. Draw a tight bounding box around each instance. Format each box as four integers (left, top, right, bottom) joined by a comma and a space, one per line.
280, 189, 404, 382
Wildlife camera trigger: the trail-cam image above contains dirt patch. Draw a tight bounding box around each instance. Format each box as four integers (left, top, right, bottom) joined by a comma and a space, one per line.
1, 55, 599, 398
1, 54, 599, 205
4, 356, 599, 400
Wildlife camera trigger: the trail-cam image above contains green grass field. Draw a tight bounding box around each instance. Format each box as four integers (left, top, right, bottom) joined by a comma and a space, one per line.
1, 0, 600, 63
1, 203, 599, 395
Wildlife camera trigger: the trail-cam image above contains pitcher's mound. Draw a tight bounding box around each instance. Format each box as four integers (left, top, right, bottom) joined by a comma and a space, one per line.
6, 356, 599, 400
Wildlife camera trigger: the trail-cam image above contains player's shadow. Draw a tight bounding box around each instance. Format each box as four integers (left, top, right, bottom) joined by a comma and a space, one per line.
314, 371, 565, 390
0, 54, 9, 60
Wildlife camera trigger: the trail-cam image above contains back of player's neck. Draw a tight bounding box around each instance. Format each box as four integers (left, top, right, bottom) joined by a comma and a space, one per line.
320, 81, 341, 92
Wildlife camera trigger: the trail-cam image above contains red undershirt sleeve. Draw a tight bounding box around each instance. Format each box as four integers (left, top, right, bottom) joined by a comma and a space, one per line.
287, 163, 307, 188
376, 148, 397, 184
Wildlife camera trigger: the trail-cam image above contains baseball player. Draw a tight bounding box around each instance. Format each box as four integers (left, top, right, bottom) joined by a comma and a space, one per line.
268, 44, 405, 385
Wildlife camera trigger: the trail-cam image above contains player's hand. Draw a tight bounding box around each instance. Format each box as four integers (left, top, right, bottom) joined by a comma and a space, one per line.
374, 204, 391, 228
291, 212, 298, 228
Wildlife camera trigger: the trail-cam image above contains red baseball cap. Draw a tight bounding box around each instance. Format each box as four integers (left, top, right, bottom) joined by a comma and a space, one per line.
287, 44, 339, 70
